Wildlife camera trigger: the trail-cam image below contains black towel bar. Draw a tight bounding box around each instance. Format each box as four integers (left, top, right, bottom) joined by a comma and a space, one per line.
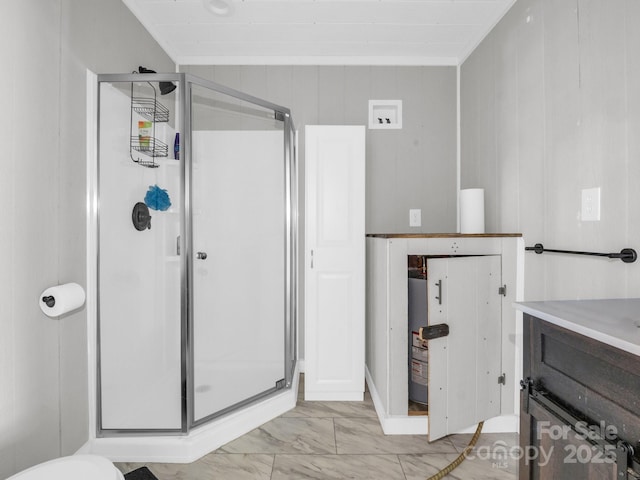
525, 243, 637, 263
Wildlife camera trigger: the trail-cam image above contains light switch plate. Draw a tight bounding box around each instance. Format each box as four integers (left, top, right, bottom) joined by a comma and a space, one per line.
409, 209, 421, 227
581, 187, 600, 221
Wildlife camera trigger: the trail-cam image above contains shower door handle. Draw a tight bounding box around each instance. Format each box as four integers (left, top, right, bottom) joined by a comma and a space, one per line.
197, 252, 208, 260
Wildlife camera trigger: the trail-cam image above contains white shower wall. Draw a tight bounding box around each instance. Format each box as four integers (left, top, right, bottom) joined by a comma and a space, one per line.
98, 83, 182, 430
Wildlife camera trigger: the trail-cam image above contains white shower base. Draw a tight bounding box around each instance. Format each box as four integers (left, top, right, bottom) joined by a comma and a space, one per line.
79, 364, 299, 463
194, 360, 285, 422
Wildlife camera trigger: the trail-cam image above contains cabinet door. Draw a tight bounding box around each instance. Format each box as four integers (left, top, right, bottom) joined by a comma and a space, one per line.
427, 255, 502, 441
520, 398, 619, 480
304, 125, 365, 401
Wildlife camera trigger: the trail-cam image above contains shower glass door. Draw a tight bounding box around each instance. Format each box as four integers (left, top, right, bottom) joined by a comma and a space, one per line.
188, 79, 292, 425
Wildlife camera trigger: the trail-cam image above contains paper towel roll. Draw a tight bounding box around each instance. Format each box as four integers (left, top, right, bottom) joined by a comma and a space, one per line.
460, 188, 485, 234
39, 283, 86, 317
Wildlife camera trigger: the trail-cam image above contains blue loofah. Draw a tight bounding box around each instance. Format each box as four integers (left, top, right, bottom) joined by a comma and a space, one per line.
144, 185, 171, 211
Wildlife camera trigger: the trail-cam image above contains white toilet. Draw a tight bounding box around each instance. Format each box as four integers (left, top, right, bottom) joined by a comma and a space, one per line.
8, 454, 124, 480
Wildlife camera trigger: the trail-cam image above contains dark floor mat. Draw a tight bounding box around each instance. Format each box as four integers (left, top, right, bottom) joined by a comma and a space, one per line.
124, 466, 159, 480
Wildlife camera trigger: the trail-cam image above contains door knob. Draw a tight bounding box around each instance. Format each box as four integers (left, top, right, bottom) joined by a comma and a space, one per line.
197, 252, 208, 260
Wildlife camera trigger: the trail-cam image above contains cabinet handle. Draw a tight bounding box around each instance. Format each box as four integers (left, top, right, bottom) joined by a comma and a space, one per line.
435, 279, 442, 305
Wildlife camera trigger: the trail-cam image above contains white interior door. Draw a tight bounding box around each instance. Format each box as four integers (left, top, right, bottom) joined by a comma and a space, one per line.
427, 255, 502, 441
305, 125, 365, 401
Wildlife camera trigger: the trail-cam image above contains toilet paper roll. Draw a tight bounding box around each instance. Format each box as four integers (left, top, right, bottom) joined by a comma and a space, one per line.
39, 283, 86, 317
460, 188, 485, 234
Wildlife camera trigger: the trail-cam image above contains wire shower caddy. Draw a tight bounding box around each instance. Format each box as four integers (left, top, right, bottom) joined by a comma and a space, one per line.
129, 81, 169, 168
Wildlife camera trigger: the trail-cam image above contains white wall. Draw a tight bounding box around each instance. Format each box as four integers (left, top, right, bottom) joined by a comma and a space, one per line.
0, 1, 174, 477
461, 0, 640, 301
0, 4, 61, 476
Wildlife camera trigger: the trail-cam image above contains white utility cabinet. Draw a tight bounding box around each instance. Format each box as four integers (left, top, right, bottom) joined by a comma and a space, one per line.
366, 234, 523, 438
305, 125, 366, 401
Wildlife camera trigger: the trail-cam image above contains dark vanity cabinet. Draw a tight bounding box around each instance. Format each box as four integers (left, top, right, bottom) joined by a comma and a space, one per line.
520, 313, 640, 480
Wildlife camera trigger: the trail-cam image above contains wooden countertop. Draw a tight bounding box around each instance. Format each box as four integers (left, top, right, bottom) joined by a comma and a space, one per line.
515, 299, 640, 356
366, 233, 522, 238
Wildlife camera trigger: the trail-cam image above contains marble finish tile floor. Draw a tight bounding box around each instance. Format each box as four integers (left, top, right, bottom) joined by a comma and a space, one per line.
117, 376, 517, 479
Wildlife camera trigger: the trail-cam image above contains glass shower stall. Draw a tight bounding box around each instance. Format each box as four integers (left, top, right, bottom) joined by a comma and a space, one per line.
95, 72, 297, 435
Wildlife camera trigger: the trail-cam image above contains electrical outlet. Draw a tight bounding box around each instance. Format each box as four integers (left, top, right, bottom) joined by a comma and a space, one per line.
409, 209, 421, 227
581, 187, 601, 221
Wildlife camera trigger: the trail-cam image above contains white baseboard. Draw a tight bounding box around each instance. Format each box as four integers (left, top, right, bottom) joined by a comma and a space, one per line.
366, 366, 427, 434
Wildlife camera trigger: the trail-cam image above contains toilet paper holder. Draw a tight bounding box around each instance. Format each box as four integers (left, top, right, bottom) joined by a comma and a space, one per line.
42, 295, 56, 308
39, 283, 86, 317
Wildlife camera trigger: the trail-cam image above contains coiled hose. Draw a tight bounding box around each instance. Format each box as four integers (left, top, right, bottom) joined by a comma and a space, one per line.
426, 421, 484, 480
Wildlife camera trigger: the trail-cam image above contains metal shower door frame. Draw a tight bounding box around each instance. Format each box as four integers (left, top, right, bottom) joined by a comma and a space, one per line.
95, 72, 297, 437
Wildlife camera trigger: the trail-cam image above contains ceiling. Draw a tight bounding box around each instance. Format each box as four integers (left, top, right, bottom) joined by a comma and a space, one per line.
123, 0, 516, 66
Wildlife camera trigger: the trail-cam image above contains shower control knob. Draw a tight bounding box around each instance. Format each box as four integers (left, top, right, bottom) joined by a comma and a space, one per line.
196, 252, 208, 260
